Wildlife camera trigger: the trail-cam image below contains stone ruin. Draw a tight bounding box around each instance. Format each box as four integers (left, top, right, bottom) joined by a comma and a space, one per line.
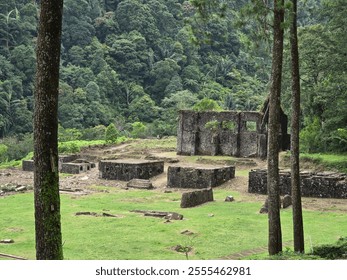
22, 154, 96, 174
248, 169, 347, 199
167, 165, 235, 189
99, 159, 164, 181
180, 188, 214, 208
176, 109, 289, 158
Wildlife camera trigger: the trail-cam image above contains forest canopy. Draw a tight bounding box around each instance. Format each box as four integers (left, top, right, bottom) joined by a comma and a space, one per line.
0, 0, 346, 153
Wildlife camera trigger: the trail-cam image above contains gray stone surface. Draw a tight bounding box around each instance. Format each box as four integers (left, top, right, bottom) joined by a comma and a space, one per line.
282, 194, 292, 208
22, 160, 34, 171
248, 169, 347, 199
61, 162, 91, 174
176, 110, 290, 158
180, 188, 214, 208
167, 165, 235, 189
127, 179, 154, 190
99, 159, 164, 181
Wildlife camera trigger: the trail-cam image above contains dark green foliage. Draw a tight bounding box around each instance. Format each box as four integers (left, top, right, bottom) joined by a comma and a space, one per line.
312, 237, 347, 260
193, 98, 222, 112
0, 0, 345, 151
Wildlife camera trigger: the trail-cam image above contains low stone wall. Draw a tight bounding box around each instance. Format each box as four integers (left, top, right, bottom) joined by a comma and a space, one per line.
61, 162, 91, 174
23, 154, 79, 172
180, 188, 214, 208
248, 169, 347, 199
167, 165, 235, 189
22, 160, 35, 171
99, 159, 164, 181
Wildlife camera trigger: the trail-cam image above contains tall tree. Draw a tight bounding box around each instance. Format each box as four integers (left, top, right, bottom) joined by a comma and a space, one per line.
267, 0, 284, 255
290, 0, 304, 253
34, 0, 64, 260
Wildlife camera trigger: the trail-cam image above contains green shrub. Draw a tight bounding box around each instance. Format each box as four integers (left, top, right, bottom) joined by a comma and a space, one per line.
0, 144, 8, 162
105, 123, 119, 143
131, 122, 147, 139
193, 98, 222, 112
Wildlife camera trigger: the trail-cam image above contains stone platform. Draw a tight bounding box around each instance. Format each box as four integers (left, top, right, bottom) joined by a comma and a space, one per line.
167, 165, 235, 189
99, 159, 164, 181
248, 169, 347, 199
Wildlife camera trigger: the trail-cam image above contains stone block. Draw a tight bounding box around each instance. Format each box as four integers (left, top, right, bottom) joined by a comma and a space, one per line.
22, 160, 35, 172
180, 188, 214, 208
99, 159, 164, 181
61, 162, 90, 174
127, 179, 154, 190
167, 165, 235, 189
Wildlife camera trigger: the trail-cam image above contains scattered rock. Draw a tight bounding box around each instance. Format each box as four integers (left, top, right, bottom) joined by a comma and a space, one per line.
102, 212, 120, 218
173, 245, 192, 253
80, 176, 89, 181
282, 194, 292, 208
180, 230, 195, 236
225, 195, 234, 202
127, 179, 154, 190
0, 239, 14, 244
75, 211, 98, 216
131, 210, 183, 220
208, 213, 214, 217
259, 206, 268, 214
164, 190, 172, 193
15, 186, 27, 192
260, 197, 269, 214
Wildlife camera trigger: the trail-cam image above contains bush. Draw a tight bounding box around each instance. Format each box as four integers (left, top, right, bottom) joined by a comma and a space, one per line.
0, 144, 8, 162
105, 123, 119, 143
193, 98, 222, 112
131, 122, 147, 139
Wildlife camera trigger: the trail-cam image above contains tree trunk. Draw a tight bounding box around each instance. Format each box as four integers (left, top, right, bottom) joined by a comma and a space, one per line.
290, 0, 305, 253
267, 0, 284, 255
34, 0, 64, 260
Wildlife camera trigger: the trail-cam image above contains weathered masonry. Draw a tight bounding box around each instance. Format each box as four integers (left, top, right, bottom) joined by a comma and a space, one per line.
180, 188, 214, 208
248, 169, 347, 199
176, 110, 289, 158
99, 159, 164, 181
22, 154, 80, 172
167, 165, 235, 189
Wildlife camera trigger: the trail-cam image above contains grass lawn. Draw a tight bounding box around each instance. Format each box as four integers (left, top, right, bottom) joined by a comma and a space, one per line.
0, 188, 346, 260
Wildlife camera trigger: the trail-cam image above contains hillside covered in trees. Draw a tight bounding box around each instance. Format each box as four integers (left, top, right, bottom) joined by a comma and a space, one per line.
0, 0, 346, 155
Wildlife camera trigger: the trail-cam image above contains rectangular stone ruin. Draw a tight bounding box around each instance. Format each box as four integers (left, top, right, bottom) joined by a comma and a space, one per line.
99, 159, 164, 181
22, 160, 35, 171
61, 162, 91, 174
180, 188, 214, 208
176, 110, 289, 158
23, 154, 79, 172
167, 165, 235, 189
248, 169, 347, 199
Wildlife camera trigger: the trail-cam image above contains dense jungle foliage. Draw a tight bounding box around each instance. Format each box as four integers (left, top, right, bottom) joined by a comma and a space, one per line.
0, 0, 346, 161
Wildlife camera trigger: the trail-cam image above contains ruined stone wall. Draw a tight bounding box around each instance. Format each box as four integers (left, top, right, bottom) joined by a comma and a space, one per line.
176, 110, 268, 157
99, 159, 164, 181
248, 169, 347, 199
180, 188, 214, 208
167, 165, 235, 189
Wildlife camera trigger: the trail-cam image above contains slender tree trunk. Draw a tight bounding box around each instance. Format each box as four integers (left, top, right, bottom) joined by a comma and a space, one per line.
267, 0, 285, 255
290, 0, 304, 253
34, 0, 64, 260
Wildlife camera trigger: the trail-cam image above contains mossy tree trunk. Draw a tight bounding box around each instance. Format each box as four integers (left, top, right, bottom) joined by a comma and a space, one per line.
267, 0, 285, 256
290, 0, 305, 253
34, 0, 64, 260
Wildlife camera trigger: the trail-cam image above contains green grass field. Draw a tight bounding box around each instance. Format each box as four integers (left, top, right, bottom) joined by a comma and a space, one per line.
0, 188, 346, 260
